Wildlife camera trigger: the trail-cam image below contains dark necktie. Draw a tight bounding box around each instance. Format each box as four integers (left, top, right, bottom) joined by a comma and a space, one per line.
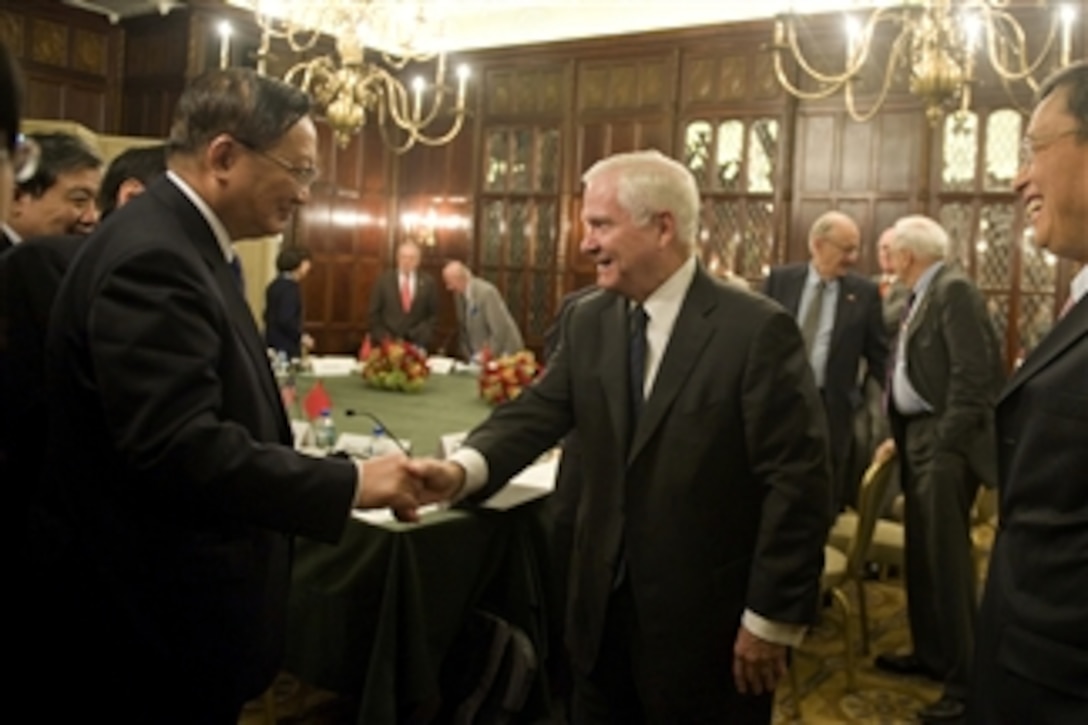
800, 280, 826, 353
628, 304, 648, 436
229, 256, 245, 294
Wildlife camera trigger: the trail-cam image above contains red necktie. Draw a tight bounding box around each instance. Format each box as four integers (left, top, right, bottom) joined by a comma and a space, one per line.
400, 275, 412, 313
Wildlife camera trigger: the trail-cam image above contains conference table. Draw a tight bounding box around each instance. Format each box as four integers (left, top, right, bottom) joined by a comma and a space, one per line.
280, 370, 559, 724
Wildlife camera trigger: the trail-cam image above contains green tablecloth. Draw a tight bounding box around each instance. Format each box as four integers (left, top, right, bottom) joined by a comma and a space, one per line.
281, 372, 557, 723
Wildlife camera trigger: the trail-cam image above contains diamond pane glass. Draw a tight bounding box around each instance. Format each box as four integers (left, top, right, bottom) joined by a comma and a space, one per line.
699, 199, 742, 258
1020, 232, 1057, 293
941, 111, 979, 192
747, 118, 778, 193
482, 201, 505, 265
716, 120, 744, 191
535, 200, 558, 267
938, 202, 973, 271
509, 201, 528, 266
684, 121, 712, 189
742, 200, 775, 279
977, 203, 1015, 289
485, 130, 509, 192
537, 129, 560, 192
986, 293, 1010, 357
511, 129, 532, 192
528, 272, 550, 338
507, 268, 525, 325
984, 110, 1022, 191
1018, 294, 1054, 356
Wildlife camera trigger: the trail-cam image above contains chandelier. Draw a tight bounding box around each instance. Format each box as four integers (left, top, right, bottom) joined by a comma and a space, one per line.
227, 1, 469, 152
771, 1, 1078, 125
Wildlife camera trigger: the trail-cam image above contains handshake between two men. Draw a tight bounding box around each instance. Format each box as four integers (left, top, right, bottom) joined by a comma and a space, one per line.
352, 454, 469, 523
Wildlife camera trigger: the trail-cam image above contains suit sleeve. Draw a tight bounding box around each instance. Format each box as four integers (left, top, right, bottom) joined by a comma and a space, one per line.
368, 275, 390, 343
741, 309, 834, 624
482, 286, 524, 355
934, 278, 1000, 454
88, 247, 356, 542
862, 282, 889, 387
407, 276, 437, 348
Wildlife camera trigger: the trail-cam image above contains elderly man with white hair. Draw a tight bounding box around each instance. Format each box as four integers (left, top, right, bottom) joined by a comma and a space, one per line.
876, 214, 1004, 723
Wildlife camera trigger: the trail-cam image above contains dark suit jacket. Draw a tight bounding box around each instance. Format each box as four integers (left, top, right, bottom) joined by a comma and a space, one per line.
0, 234, 84, 528
973, 292, 1088, 715
41, 177, 358, 707
894, 264, 1003, 484
263, 274, 303, 358
763, 264, 888, 470
368, 268, 438, 348
462, 267, 832, 712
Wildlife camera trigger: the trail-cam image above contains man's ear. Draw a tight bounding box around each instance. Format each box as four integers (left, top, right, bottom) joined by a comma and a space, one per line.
115, 178, 146, 209
206, 133, 240, 177
656, 210, 677, 245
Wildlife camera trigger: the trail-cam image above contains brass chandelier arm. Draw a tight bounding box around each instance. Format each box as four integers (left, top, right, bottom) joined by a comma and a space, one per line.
843, 31, 914, 123
982, 7, 1061, 85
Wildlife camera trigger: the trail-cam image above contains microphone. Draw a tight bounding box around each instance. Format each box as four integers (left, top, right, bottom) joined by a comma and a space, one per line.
343, 409, 411, 456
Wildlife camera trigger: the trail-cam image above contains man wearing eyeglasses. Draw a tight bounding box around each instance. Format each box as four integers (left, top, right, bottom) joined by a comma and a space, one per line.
763, 211, 888, 513
1, 131, 102, 251
38, 68, 426, 722
971, 60, 1088, 724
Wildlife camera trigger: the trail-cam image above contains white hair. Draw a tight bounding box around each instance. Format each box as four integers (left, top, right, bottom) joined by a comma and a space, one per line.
582, 150, 700, 249
892, 215, 949, 261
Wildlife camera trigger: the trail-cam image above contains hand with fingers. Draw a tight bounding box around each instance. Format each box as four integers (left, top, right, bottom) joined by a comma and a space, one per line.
353, 452, 425, 522
732, 625, 789, 696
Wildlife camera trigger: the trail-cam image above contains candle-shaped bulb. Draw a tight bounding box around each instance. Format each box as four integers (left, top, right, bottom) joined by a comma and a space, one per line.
217, 20, 233, 70
456, 64, 470, 108
412, 76, 425, 120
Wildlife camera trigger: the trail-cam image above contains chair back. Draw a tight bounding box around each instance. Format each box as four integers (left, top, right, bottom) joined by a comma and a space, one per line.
844, 453, 897, 578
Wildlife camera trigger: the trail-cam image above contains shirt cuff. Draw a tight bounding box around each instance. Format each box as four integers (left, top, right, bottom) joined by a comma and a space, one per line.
351, 458, 363, 506
741, 609, 807, 648
448, 447, 488, 501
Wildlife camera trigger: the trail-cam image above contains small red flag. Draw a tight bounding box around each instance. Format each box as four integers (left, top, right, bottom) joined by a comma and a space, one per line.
358, 334, 372, 361
302, 380, 332, 420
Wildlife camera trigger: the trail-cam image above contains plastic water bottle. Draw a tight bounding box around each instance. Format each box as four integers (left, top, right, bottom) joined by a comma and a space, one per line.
315, 408, 337, 451
370, 425, 400, 458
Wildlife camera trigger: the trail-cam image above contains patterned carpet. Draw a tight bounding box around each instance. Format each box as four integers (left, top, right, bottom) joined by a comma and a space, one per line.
241, 578, 942, 724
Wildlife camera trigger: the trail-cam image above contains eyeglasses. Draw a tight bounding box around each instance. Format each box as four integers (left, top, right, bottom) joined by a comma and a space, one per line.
824, 238, 860, 256
1, 134, 41, 183
234, 137, 319, 188
1019, 128, 1080, 167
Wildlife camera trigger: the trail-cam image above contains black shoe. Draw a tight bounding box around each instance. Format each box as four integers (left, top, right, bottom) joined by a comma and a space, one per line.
873, 652, 939, 679
918, 695, 966, 723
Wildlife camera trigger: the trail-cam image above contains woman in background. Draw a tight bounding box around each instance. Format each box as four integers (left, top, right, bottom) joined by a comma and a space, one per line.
264, 245, 313, 360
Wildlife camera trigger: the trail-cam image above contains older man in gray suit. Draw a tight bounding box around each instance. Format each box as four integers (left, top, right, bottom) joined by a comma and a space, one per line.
878, 215, 1004, 723
443, 260, 524, 361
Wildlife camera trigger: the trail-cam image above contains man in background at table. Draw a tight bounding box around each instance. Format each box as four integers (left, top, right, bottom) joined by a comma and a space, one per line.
368, 239, 437, 349
412, 150, 832, 723
443, 259, 524, 361
763, 211, 887, 512
878, 214, 1003, 723
971, 60, 1088, 724
38, 68, 425, 723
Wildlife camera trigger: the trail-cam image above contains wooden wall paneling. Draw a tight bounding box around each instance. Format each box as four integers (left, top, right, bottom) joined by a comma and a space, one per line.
2, 0, 124, 133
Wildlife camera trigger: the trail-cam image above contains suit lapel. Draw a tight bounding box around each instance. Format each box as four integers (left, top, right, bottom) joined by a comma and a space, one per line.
905, 265, 945, 342
600, 296, 628, 457
154, 180, 290, 441
628, 271, 715, 463
782, 266, 805, 317
1001, 296, 1088, 403
830, 275, 855, 352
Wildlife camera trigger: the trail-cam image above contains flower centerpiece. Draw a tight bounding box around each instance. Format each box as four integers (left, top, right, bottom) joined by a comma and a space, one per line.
479, 350, 542, 405
361, 339, 430, 392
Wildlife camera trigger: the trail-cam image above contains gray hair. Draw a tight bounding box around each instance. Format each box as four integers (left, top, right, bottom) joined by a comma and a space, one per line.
582, 150, 700, 249
892, 215, 949, 261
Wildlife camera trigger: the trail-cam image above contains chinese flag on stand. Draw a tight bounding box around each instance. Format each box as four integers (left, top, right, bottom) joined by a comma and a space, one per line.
302, 380, 333, 420
358, 334, 372, 361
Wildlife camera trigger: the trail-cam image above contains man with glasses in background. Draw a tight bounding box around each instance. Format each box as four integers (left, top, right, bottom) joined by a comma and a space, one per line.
39, 68, 425, 723
763, 211, 888, 513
